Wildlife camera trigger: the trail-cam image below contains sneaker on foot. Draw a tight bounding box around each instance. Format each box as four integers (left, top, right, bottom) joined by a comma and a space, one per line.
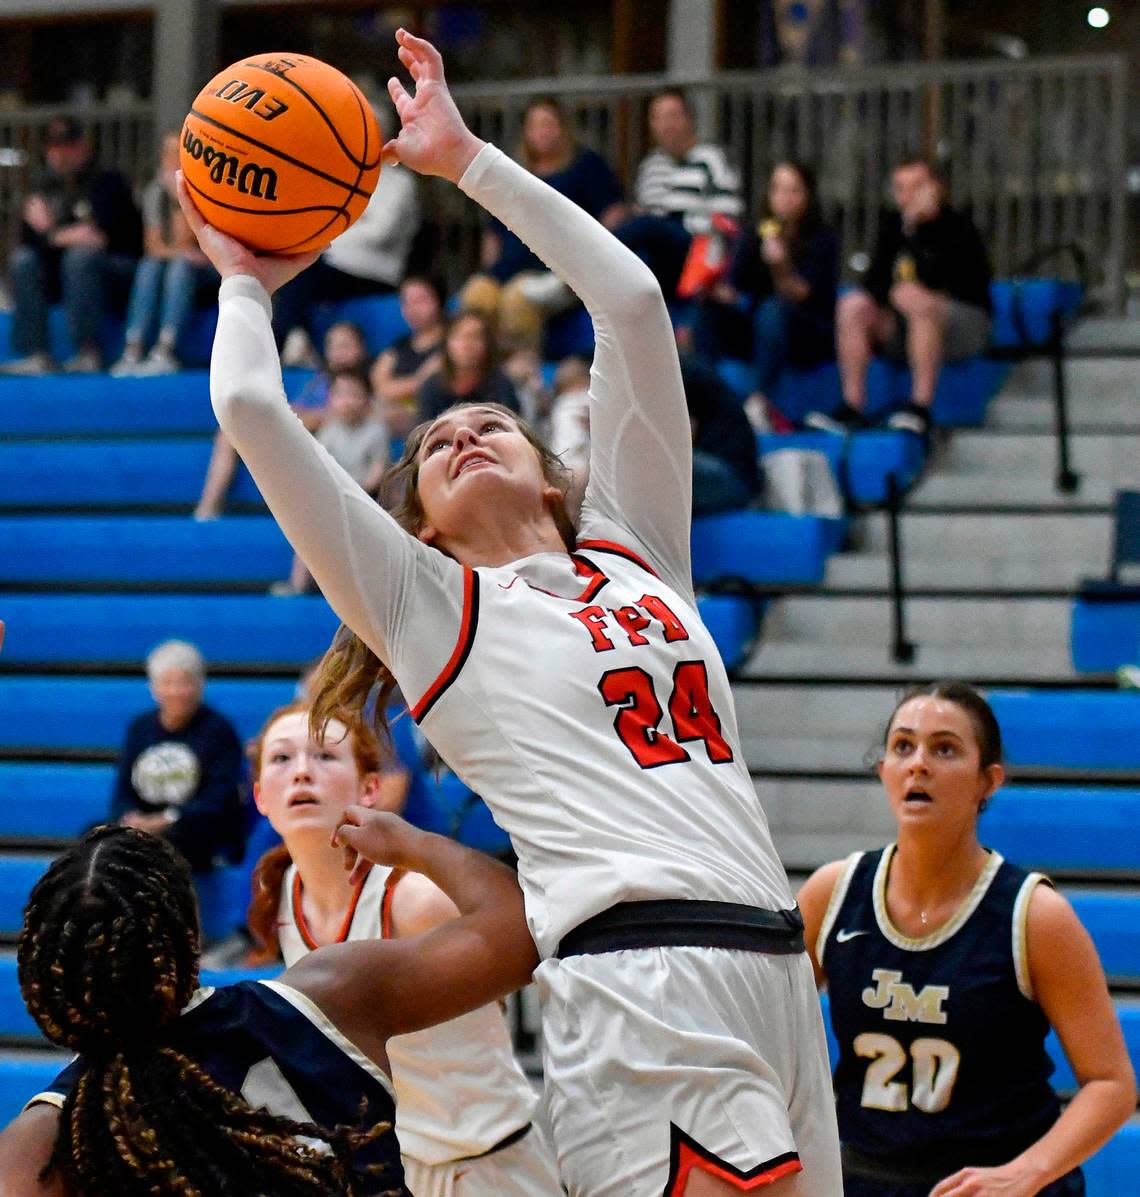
0, 352, 55, 376
135, 344, 179, 376
804, 402, 867, 435
62, 348, 102, 374
886, 401, 933, 439
268, 580, 304, 596
281, 327, 318, 369
110, 348, 144, 377
1117, 665, 1140, 690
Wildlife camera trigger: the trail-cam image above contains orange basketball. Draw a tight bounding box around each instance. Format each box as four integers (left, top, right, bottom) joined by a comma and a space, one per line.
181, 52, 382, 255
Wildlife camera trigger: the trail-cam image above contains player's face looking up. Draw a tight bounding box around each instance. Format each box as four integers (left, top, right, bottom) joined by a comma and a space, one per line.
878, 696, 1004, 831
254, 711, 380, 841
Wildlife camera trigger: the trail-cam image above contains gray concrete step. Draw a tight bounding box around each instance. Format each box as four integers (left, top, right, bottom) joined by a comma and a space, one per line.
753, 777, 892, 870
941, 431, 1140, 482
823, 548, 1099, 592
909, 471, 1114, 509
989, 358, 1140, 431
763, 594, 1071, 648
857, 511, 1111, 563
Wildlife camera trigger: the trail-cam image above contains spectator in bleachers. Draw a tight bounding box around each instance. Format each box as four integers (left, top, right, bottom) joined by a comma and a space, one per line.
276, 109, 421, 368
682, 354, 761, 515
272, 370, 389, 596
110, 639, 246, 873
109, 131, 218, 377
459, 96, 624, 352
416, 311, 520, 422
694, 160, 838, 418
371, 275, 446, 440
807, 156, 992, 439
0, 116, 142, 375
194, 320, 370, 520
798, 681, 1136, 1197
614, 87, 743, 302
546, 355, 592, 514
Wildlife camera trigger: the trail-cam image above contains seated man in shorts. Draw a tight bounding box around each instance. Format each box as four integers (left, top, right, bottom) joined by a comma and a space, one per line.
807, 157, 991, 440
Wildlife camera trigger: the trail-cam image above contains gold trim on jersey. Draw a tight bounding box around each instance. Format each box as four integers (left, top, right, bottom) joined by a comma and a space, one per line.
259, 979, 396, 1101
818, 850, 865, 968
1012, 872, 1051, 1002
872, 843, 1004, 951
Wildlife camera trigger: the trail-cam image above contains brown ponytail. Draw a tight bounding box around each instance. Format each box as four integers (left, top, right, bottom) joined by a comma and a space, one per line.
247, 842, 294, 964
311, 402, 576, 742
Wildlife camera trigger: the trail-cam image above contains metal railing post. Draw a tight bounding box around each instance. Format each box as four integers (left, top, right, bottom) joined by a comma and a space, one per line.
1050, 310, 1080, 494
886, 473, 916, 664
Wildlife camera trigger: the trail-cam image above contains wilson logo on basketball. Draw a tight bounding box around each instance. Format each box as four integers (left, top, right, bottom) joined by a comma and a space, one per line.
181, 127, 279, 201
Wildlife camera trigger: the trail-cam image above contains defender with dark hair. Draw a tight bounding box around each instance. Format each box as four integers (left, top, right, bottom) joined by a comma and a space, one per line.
0, 808, 537, 1197
799, 682, 1135, 1197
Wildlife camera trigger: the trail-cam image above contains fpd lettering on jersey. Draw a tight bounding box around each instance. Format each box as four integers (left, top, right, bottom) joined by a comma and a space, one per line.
569, 594, 690, 653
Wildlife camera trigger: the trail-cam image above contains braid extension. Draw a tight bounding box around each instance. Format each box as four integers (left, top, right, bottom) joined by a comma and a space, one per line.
19, 826, 402, 1196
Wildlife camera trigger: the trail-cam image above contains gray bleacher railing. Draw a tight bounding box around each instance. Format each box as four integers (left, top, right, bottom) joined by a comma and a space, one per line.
0, 54, 1126, 310
445, 53, 1128, 309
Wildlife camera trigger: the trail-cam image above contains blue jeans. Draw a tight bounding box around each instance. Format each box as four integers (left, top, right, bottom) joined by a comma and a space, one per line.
614, 213, 692, 301
692, 448, 753, 516
125, 255, 215, 348
9, 243, 136, 356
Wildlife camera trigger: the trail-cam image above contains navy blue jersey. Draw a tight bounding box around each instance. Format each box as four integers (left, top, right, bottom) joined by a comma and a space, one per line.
820, 845, 1076, 1190
31, 979, 406, 1196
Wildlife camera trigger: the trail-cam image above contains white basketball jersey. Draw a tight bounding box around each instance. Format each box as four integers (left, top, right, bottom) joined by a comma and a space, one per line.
407, 540, 794, 960
278, 862, 536, 1166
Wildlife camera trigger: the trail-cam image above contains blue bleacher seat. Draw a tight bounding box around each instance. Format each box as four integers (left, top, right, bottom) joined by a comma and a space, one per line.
0, 677, 296, 753
0, 439, 263, 508
0, 857, 54, 936
0, 516, 292, 585
1067, 890, 1140, 985
0, 594, 341, 667
696, 595, 763, 672
1084, 1118, 1140, 1197
1071, 596, 1140, 673
987, 690, 1140, 771
0, 369, 314, 437
757, 430, 925, 506
1048, 1001, 1140, 1092
0, 763, 114, 840
989, 278, 1083, 350
690, 511, 834, 587
0, 1056, 70, 1125
0, 308, 125, 367
982, 786, 1140, 875
311, 293, 409, 355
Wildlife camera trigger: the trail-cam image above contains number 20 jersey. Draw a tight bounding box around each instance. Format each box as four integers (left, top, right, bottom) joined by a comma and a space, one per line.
820, 845, 1063, 1178
408, 540, 794, 959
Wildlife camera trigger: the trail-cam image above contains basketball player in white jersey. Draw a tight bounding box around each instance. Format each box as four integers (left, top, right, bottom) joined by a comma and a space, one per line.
177, 28, 841, 1196
247, 703, 562, 1197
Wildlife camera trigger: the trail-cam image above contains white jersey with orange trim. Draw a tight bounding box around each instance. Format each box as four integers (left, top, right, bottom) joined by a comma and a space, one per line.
278, 862, 540, 1168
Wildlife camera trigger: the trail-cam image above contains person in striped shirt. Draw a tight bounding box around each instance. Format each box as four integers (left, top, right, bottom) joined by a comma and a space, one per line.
616, 87, 744, 301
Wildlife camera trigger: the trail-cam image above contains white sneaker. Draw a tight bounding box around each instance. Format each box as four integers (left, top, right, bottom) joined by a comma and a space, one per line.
110, 349, 143, 377
62, 348, 102, 374
281, 328, 318, 368
0, 352, 56, 376
135, 344, 179, 376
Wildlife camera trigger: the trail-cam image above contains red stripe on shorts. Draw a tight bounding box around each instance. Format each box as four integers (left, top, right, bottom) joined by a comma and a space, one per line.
663, 1124, 802, 1194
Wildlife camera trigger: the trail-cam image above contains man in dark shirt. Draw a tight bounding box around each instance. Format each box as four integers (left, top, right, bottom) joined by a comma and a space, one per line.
807, 157, 991, 439
111, 639, 247, 873
2, 116, 142, 374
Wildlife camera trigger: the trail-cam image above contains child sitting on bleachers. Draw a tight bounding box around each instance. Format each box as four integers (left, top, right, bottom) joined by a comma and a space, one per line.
270, 370, 388, 596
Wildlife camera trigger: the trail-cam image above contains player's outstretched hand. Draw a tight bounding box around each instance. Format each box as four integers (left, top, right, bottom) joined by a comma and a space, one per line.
334, 806, 424, 887
175, 172, 320, 295
383, 27, 484, 183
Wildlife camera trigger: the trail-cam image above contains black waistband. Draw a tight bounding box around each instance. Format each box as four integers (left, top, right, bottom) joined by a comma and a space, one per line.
554, 899, 805, 960
842, 1145, 947, 1187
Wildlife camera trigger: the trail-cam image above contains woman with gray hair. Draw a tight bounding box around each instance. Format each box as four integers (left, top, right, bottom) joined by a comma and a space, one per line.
110, 638, 247, 872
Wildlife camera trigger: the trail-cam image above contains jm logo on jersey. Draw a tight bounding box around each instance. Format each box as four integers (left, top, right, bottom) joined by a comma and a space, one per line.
862, 968, 949, 1025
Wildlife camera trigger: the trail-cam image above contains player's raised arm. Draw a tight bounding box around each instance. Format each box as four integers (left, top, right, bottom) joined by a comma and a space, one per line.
385, 29, 693, 595
283, 808, 537, 1039
175, 175, 464, 676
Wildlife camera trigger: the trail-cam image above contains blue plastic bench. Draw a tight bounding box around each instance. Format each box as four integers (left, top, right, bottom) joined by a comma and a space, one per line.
311, 292, 409, 355
0, 1055, 70, 1125
0, 440, 263, 509
1084, 1118, 1140, 1197
1067, 890, 1140, 985
757, 430, 926, 506
1072, 595, 1140, 673
0, 676, 297, 753
981, 786, 1140, 875
690, 511, 835, 588
0, 857, 53, 935
0, 594, 341, 667
0, 516, 293, 585
0, 763, 115, 839
987, 691, 1140, 771
696, 594, 762, 673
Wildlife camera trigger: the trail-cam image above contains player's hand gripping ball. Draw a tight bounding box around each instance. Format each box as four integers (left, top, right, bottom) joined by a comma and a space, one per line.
181, 52, 382, 254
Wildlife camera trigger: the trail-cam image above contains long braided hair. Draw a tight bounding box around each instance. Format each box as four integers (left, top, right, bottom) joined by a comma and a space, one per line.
18, 825, 394, 1196
312, 401, 575, 744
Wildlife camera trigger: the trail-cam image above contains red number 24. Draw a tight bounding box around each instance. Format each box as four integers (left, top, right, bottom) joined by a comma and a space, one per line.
597, 660, 734, 769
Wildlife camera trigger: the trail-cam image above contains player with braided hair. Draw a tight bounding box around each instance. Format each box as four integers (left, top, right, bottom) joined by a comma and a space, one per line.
0, 805, 536, 1197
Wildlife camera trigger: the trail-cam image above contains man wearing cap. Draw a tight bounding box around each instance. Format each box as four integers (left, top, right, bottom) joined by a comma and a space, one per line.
2, 117, 142, 374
